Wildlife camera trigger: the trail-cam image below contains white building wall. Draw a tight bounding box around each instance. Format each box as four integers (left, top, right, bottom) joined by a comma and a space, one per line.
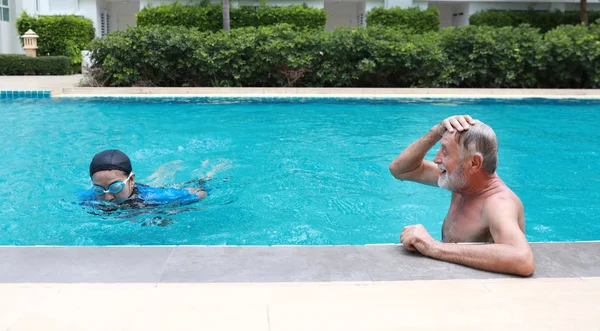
383, 0, 411, 8
38, 0, 51, 12
78, 0, 100, 37
0, 19, 15, 54
324, 1, 360, 30
435, 2, 452, 27
365, 0, 383, 13
429, 1, 469, 27
21, 0, 37, 13
0, 0, 25, 54
234, 0, 324, 7
48, 0, 79, 14
413, 1, 427, 9
110, 1, 139, 31
451, 2, 468, 26
140, 0, 324, 9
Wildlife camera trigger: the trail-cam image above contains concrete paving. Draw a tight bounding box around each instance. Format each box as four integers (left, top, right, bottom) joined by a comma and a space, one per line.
0, 75, 82, 95
3, 75, 600, 99
0, 276, 598, 331
1, 242, 598, 283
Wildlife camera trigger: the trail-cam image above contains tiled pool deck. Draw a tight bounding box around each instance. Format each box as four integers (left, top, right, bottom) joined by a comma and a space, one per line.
1, 243, 599, 330
1, 77, 599, 330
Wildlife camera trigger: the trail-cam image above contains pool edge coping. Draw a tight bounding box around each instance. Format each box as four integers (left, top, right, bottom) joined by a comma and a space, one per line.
1, 242, 598, 283
55, 87, 600, 99
0, 240, 598, 248
6, 87, 600, 100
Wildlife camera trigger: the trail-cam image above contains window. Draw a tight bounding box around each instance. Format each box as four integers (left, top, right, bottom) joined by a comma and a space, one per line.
100, 10, 110, 36
1, 0, 9, 22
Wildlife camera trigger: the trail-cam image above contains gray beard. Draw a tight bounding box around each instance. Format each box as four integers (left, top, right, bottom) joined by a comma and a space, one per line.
438, 166, 467, 192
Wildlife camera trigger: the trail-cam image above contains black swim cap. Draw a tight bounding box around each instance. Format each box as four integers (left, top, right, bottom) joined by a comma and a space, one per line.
89, 149, 132, 177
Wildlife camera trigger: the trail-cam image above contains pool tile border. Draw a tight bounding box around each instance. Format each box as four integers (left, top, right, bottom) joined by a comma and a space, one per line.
47, 94, 600, 107
0, 90, 51, 99
55, 94, 600, 101
5, 87, 600, 101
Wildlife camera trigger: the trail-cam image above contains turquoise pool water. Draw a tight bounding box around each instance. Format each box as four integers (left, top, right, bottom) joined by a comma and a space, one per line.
0, 97, 598, 246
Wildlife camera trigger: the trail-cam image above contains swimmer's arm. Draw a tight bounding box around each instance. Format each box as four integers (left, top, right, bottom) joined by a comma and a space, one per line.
427, 198, 535, 277
186, 188, 207, 200
389, 129, 442, 187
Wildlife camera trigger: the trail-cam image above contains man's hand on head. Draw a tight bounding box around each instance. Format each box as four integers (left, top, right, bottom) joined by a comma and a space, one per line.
432, 115, 477, 137
400, 224, 439, 256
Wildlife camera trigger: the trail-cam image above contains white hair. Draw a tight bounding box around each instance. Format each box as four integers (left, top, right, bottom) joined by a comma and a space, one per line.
458, 120, 498, 174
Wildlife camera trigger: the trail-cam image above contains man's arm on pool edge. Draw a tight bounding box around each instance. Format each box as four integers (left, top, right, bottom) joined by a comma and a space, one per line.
428, 198, 535, 277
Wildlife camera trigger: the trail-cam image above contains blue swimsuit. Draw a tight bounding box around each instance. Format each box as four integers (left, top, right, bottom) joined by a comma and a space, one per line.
77, 183, 201, 209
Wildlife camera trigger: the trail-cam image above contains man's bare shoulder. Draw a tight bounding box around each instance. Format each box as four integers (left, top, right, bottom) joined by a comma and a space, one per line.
485, 186, 522, 208
482, 183, 525, 229
488, 188, 522, 205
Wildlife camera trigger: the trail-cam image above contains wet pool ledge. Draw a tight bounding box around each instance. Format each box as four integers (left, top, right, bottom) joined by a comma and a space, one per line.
0, 242, 598, 283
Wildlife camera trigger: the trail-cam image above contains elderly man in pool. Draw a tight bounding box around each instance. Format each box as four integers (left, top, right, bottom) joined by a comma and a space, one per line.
389, 115, 535, 277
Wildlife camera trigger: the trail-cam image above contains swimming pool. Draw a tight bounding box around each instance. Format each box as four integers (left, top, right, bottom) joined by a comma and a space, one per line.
0, 96, 598, 246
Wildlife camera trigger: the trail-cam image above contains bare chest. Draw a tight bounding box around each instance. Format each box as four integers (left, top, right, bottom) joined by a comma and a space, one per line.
442, 196, 491, 243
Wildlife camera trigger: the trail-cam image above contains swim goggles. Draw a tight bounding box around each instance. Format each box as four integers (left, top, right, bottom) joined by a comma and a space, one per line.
92, 173, 133, 196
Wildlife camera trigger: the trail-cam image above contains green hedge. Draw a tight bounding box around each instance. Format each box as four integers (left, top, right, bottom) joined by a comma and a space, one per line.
88, 23, 600, 88
16, 12, 95, 67
537, 24, 600, 88
366, 6, 440, 33
136, 3, 326, 31
0, 55, 72, 75
470, 9, 600, 32
439, 25, 541, 88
